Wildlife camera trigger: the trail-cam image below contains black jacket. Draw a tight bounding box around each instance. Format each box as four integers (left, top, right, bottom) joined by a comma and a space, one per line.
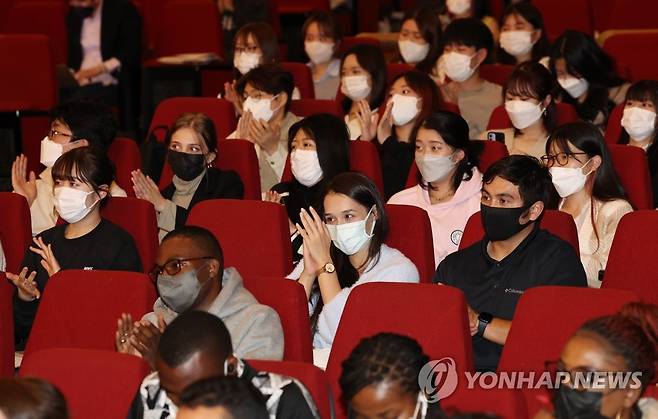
161, 168, 245, 228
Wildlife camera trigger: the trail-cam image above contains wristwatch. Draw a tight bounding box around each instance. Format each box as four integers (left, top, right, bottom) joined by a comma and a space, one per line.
316, 262, 335, 277
476, 312, 493, 337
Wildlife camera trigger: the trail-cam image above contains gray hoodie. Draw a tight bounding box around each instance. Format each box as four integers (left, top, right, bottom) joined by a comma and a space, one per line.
144, 267, 284, 361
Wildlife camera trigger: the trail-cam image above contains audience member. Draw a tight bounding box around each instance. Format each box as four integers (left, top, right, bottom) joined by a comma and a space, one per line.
395, 6, 443, 75
497, 2, 550, 66
0, 378, 68, 419
178, 376, 269, 419
442, 0, 499, 41
303, 11, 342, 100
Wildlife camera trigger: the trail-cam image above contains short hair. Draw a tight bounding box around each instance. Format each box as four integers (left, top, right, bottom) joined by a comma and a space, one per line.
162, 226, 224, 273
340, 44, 387, 113
236, 64, 295, 113
0, 377, 69, 419
443, 18, 494, 59
180, 376, 268, 419
483, 155, 552, 208
51, 146, 115, 207
50, 101, 116, 151
157, 311, 233, 369
167, 113, 218, 153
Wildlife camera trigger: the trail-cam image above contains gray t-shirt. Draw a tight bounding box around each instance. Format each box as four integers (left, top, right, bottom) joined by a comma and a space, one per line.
458, 80, 503, 139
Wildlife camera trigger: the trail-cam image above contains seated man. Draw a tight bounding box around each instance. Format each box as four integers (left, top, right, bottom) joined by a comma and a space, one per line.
127, 311, 319, 419
434, 155, 587, 371
116, 226, 284, 362
178, 376, 269, 419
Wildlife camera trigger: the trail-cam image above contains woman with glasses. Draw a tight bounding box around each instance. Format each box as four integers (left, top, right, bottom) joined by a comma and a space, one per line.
542, 121, 632, 288
8, 147, 142, 352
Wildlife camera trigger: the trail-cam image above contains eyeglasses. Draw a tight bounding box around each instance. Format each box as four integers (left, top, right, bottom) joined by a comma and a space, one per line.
540, 152, 589, 167
48, 129, 78, 142
148, 257, 213, 281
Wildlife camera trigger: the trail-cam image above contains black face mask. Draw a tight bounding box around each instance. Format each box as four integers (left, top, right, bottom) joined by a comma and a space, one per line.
480, 203, 532, 242
167, 150, 206, 181
554, 385, 610, 419
73, 6, 96, 18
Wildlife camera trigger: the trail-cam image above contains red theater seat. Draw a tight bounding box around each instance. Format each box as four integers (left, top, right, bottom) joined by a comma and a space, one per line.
0, 192, 32, 273
604, 104, 624, 145
602, 30, 658, 81
0, 274, 13, 377
385, 204, 435, 283
281, 62, 315, 99
608, 144, 653, 210
108, 137, 141, 197
290, 99, 342, 118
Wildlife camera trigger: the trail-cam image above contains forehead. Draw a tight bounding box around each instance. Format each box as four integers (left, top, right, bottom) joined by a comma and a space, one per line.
504, 13, 531, 26
561, 333, 628, 372
401, 19, 420, 32
157, 237, 203, 262
350, 381, 413, 416
323, 192, 366, 214
178, 406, 233, 419
342, 54, 362, 69
548, 139, 581, 154
391, 78, 410, 90
482, 176, 521, 198
171, 127, 202, 144
416, 127, 443, 142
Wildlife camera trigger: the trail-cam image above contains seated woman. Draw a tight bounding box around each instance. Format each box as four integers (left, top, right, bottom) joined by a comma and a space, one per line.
362, 71, 442, 199
618, 80, 658, 208
497, 2, 550, 66
550, 31, 630, 129
132, 113, 244, 241
395, 6, 443, 75
303, 11, 342, 100
8, 147, 142, 350
534, 302, 658, 419
267, 113, 350, 262
389, 112, 481, 267
482, 62, 556, 160
340, 44, 387, 141
542, 121, 632, 288
288, 172, 419, 368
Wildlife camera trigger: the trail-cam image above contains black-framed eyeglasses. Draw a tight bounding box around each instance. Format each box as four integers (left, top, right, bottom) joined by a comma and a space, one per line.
148, 257, 213, 281
48, 129, 78, 142
540, 152, 589, 167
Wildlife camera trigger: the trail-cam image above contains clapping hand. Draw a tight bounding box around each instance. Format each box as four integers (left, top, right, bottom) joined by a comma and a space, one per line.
11, 155, 37, 206
6, 268, 40, 301
376, 100, 394, 144
29, 237, 61, 277
131, 170, 167, 212
356, 100, 379, 142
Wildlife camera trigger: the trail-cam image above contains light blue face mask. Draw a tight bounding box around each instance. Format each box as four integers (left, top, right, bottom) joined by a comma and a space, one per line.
325, 206, 376, 255
156, 262, 210, 313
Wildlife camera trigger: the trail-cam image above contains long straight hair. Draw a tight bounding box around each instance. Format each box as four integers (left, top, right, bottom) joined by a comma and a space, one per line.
340, 44, 387, 114
497, 2, 550, 65
395, 6, 443, 74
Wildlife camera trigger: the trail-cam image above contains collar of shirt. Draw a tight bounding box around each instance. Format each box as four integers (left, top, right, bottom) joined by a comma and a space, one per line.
481, 223, 540, 268
307, 59, 340, 83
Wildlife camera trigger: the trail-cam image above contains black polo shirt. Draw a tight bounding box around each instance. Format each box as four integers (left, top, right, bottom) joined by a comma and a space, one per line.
434, 226, 587, 372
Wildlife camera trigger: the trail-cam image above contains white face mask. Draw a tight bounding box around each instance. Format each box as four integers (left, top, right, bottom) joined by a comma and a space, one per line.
54, 186, 99, 223
549, 159, 592, 198
325, 206, 375, 255
40, 136, 64, 168
499, 30, 534, 57
558, 76, 589, 99
398, 40, 430, 64
622, 107, 656, 142
305, 41, 334, 65
416, 153, 456, 183
291, 149, 323, 187
446, 0, 471, 15
505, 99, 544, 130
442, 51, 476, 83
391, 94, 420, 126
233, 52, 261, 75
341, 74, 371, 101
243, 95, 278, 122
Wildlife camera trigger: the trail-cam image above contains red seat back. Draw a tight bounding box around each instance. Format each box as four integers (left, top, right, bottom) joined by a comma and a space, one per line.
248, 360, 332, 419
242, 275, 313, 363
603, 211, 658, 305
0, 192, 32, 273
486, 103, 579, 131
325, 283, 473, 418
290, 99, 342, 118
274, 0, 329, 14
4, 2, 68, 64
533, 0, 593, 40
101, 197, 159, 271
186, 200, 293, 276
498, 286, 638, 416
20, 348, 150, 419
386, 63, 414, 86
349, 141, 385, 197
605, 103, 624, 144
443, 387, 529, 419
608, 144, 653, 209
385, 204, 435, 283
108, 137, 142, 197
602, 30, 658, 81
607, 0, 658, 30
23, 270, 157, 359
459, 210, 580, 255
480, 64, 515, 87
338, 36, 381, 56
0, 273, 13, 377
281, 62, 315, 99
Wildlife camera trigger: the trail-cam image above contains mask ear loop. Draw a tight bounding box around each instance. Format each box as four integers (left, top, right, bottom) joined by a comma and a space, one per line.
365, 205, 377, 237
580, 157, 594, 177
411, 392, 428, 419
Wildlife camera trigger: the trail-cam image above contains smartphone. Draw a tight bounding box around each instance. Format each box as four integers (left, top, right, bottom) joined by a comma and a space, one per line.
487, 132, 505, 143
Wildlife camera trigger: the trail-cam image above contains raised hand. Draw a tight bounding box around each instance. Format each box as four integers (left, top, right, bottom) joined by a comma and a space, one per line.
376, 100, 394, 144
236, 111, 253, 140
6, 268, 40, 301
249, 118, 281, 155
356, 100, 379, 142
115, 313, 137, 354
11, 155, 37, 206
131, 170, 167, 212
224, 80, 243, 114
130, 315, 167, 369
29, 237, 61, 277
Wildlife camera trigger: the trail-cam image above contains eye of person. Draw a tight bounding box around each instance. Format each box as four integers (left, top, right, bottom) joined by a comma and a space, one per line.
190, 145, 201, 153
432, 145, 441, 151
415, 144, 422, 151
324, 215, 335, 224
402, 88, 412, 95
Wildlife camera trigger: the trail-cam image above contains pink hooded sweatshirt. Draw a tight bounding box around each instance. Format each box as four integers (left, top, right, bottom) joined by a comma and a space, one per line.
388, 169, 483, 267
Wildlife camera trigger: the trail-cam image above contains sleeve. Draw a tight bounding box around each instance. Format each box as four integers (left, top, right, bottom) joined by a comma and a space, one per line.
114, 1, 142, 71
434, 257, 452, 285
155, 200, 178, 235
541, 242, 588, 288
111, 234, 144, 273
232, 307, 285, 361
276, 383, 319, 419
124, 390, 144, 419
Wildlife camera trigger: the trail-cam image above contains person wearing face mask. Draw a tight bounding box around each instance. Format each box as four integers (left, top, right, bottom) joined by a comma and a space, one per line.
497, 2, 550, 66
618, 80, 658, 208
288, 172, 419, 369
481, 62, 557, 160
441, 0, 499, 42
266, 114, 350, 262
439, 18, 502, 139
550, 31, 630, 129
434, 155, 587, 372
395, 7, 443, 75
542, 122, 632, 288
125, 311, 318, 419
533, 302, 658, 419
227, 65, 300, 192
339, 45, 387, 142
8, 147, 142, 352
302, 11, 342, 100
389, 112, 482, 266
11, 101, 127, 235
131, 113, 244, 241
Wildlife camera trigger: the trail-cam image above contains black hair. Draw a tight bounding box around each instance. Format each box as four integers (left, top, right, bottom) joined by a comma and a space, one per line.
397, 6, 443, 74
339, 333, 430, 409
504, 62, 557, 133
390, 71, 444, 141
50, 100, 117, 151
498, 2, 550, 65
51, 146, 115, 208
157, 311, 233, 369
483, 154, 552, 209
302, 10, 342, 50
233, 22, 279, 77
180, 376, 269, 419
467, 0, 491, 20
236, 64, 295, 113
549, 30, 625, 123
416, 111, 479, 192
340, 44, 387, 114
162, 226, 225, 275
0, 378, 69, 419
442, 18, 494, 62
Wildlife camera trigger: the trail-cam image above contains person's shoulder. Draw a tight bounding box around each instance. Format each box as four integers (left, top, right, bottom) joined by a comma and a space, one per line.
376, 244, 420, 280
483, 80, 503, 94
37, 223, 66, 240
597, 198, 633, 215
207, 167, 242, 185
533, 228, 579, 258
99, 218, 135, 242
387, 185, 422, 205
